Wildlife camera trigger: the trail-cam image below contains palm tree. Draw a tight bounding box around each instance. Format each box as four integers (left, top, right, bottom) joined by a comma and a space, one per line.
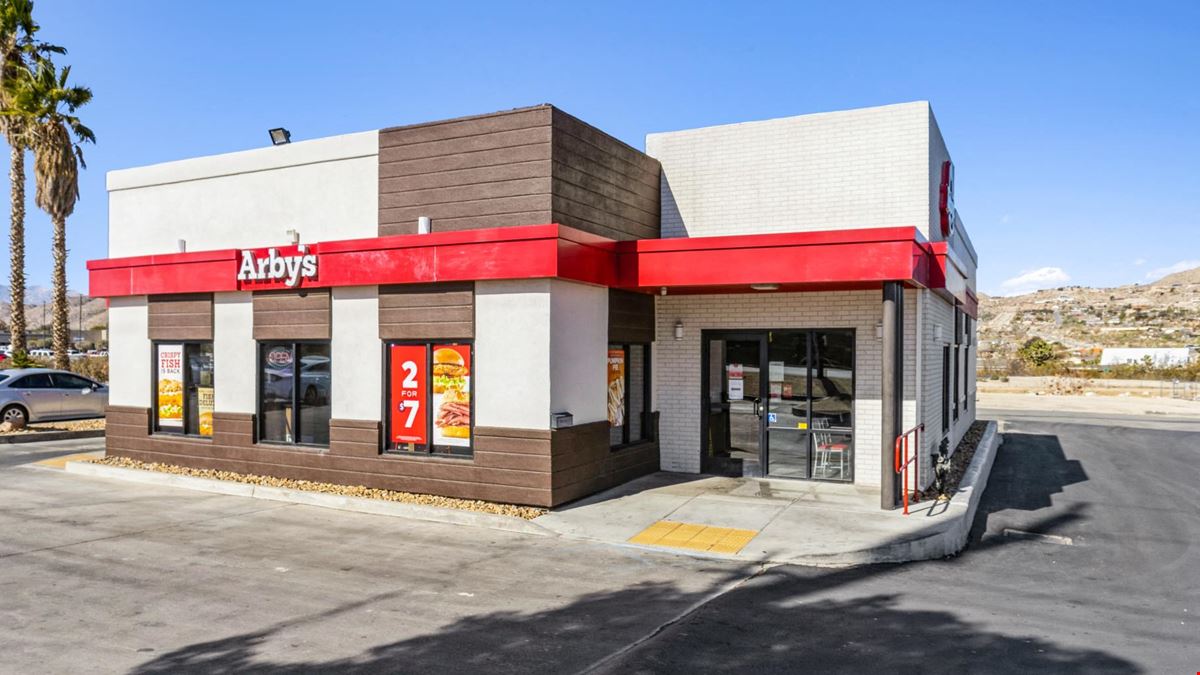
16, 56, 92, 368
0, 0, 59, 360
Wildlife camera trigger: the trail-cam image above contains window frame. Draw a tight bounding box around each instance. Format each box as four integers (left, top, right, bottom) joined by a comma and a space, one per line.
382, 340, 475, 459
256, 340, 332, 448
609, 342, 652, 451
151, 339, 214, 438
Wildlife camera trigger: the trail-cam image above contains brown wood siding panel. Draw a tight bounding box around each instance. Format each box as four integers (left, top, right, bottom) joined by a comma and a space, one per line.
549, 421, 659, 505
105, 407, 638, 507
551, 129, 661, 191
377, 118, 553, 238
381, 194, 549, 224
551, 109, 661, 174
550, 109, 661, 241
379, 144, 552, 180
608, 289, 656, 343
252, 290, 330, 340
551, 194, 658, 241
107, 447, 552, 506
379, 126, 553, 164
379, 160, 551, 195
379, 283, 474, 340
148, 294, 213, 341
380, 107, 552, 148
329, 419, 381, 458
551, 158, 660, 213
379, 176, 552, 210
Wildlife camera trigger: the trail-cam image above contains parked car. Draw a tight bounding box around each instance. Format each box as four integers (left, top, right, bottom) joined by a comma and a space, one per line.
0, 368, 109, 425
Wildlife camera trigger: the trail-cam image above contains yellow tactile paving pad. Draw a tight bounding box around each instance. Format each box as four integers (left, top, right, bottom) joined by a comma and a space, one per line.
628, 520, 759, 554
34, 451, 103, 469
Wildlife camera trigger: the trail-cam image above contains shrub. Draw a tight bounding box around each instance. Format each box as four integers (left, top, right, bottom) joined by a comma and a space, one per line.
71, 356, 109, 384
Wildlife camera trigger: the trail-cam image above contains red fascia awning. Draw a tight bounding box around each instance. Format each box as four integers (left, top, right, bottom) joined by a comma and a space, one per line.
87, 224, 617, 297
616, 226, 939, 292
88, 223, 966, 311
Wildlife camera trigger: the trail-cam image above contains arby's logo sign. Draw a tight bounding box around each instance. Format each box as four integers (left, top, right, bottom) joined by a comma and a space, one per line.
938, 160, 956, 238
236, 246, 318, 287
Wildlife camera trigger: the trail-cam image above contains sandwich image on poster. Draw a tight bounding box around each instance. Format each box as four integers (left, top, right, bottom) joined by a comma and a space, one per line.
432, 344, 471, 447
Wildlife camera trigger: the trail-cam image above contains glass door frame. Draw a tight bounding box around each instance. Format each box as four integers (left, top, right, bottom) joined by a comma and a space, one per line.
700, 330, 769, 475
700, 328, 857, 482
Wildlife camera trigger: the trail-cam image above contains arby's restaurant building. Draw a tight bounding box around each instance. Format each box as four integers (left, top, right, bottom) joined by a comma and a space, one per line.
90, 101, 978, 509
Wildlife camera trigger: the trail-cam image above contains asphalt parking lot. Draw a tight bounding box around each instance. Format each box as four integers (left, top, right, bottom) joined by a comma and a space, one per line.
1, 410, 1197, 673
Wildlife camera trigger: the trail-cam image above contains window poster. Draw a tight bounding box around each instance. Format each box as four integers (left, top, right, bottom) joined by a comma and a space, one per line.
432, 344, 471, 447
607, 348, 626, 427
156, 344, 184, 428
198, 386, 214, 437
390, 344, 428, 446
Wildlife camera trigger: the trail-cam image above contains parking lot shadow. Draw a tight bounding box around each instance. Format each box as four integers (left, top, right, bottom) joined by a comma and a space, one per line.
968, 432, 1089, 545
131, 560, 1133, 674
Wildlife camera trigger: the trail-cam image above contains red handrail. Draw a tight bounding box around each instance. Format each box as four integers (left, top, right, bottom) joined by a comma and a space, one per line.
894, 423, 924, 515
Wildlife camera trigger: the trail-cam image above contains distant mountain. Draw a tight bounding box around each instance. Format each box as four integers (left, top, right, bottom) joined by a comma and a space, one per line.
978, 267, 1200, 368
0, 284, 59, 306
1151, 266, 1200, 287
0, 285, 107, 331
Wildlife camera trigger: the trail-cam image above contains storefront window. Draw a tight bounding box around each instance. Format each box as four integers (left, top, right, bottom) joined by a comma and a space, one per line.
154, 342, 214, 437
385, 342, 473, 457
258, 341, 331, 446
609, 343, 650, 448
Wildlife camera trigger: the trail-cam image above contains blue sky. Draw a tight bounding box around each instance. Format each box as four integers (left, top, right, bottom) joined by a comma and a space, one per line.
4, 1, 1198, 297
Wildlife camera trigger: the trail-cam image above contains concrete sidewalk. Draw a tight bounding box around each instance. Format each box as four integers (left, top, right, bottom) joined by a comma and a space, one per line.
536, 421, 1000, 566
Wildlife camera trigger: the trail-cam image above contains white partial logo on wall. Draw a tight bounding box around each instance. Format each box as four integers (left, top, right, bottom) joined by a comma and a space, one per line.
236, 246, 318, 287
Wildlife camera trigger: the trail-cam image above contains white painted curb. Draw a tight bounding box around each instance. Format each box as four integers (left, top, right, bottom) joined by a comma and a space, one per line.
63, 461, 554, 537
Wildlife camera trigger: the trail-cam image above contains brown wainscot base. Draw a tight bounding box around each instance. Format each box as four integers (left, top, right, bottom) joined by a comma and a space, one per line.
104, 406, 658, 508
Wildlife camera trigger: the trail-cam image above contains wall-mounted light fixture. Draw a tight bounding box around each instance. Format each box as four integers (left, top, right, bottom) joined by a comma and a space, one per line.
285, 229, 300, 245
269, 128, 292, 145
177, 238, 186, 253
674, 319, 684, 341
660, 286, 668, 296
417, 216, 431, 234
934, 325, 943, 342
750, 283, 779, 291
875, 321, 883, 340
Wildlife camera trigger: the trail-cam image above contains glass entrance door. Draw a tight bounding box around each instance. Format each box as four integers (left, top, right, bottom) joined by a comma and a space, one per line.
702, 329, 855, 481
703, 334, 766, 475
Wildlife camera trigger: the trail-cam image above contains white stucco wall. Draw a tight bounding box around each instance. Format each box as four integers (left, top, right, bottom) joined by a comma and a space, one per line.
549, 280, 608, 425
647, 102, 933, 240
212, 292, 255, 414
107, 131, 379, 257
474, 279, 552, 430
108, 296, 151, 407
331, 286, 381, 421
653, 289, 917, 489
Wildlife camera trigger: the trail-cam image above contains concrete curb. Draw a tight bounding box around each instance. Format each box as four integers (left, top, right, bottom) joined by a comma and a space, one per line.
773, 420, 1001, 566
0, 429, 106, 444
62, 461, 555, 538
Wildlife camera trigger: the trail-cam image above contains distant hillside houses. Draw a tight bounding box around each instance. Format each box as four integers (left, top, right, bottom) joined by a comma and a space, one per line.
1099, 347, 1197, 368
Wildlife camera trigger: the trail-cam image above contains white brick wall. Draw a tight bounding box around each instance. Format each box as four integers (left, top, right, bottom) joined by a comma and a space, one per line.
647, 102, 941, 241
653, 289, 917, 491
919, 290, 978, 488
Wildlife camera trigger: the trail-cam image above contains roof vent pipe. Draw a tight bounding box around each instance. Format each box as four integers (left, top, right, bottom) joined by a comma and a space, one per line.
417, 216, 431, 235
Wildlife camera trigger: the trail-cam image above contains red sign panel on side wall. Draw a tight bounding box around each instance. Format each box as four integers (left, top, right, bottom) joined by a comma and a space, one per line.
390, 344, 428, 445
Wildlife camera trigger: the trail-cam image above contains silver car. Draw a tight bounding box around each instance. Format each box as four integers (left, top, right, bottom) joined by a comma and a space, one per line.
0, 368, 109, 425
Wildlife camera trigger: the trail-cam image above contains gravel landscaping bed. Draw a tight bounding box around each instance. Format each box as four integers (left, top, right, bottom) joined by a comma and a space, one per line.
1, 419, 105, 435
87, 456, 547, 520
914, 419, 988, 504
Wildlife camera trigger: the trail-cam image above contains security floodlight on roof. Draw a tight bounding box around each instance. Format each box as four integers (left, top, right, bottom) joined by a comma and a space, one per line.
269, 128, 292, 145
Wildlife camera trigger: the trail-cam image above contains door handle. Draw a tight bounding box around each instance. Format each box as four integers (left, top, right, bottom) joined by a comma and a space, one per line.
753, 398, 763, 418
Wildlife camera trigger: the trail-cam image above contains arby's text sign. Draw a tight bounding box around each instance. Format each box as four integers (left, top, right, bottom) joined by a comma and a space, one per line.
236, 245, 319, 289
